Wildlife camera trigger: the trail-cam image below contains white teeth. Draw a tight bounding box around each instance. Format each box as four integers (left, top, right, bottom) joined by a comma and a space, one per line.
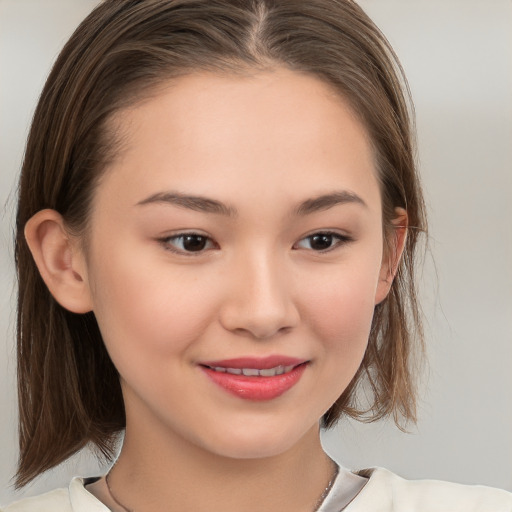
210, 364, 297, 376
242, 368, 260, 376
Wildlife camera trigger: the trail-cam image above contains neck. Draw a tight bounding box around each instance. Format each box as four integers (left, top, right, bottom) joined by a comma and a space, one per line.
108, 422, 335, 512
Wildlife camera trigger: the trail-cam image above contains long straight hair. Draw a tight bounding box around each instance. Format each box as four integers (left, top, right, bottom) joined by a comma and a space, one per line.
15, 0, 426, 487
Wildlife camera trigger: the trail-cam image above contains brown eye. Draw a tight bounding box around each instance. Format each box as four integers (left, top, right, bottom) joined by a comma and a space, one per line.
160, 233, 215, 254
295, 231, 352, 252
309, 234, 335, 250
181, 235, 208, 251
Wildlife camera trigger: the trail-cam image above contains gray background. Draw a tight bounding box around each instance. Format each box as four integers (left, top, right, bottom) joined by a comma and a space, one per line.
1, 0, 511, 504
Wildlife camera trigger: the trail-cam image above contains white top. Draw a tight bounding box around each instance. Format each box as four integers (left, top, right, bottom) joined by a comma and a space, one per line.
3, 467, 512, 512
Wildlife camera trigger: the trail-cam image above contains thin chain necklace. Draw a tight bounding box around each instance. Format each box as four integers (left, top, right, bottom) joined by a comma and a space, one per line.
105, 460, 339, 512
105, 470, 134, 512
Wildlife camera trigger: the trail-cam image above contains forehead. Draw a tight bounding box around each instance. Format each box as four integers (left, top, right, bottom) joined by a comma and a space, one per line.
96, 68, 380, 215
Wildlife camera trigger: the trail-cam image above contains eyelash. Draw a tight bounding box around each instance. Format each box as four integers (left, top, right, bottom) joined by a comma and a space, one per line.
158, 231, 353, 256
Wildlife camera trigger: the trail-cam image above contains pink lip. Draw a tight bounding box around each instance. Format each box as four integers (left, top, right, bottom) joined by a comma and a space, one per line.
200, 355, 306, 370
199, 355, 308, 401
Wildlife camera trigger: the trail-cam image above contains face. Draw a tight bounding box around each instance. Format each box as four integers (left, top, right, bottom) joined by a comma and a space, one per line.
82, 68, 395, 459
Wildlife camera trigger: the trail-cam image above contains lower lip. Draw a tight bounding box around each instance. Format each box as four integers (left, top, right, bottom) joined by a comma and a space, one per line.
201, 364, 307, 401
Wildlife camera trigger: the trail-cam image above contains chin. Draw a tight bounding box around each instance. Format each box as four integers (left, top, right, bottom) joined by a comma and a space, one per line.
197, 417, 319, 460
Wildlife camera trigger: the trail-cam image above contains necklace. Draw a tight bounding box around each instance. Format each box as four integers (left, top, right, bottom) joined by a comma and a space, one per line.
105, 469, 133, 512
105, 460, 339, 512
312, 461, 339, 511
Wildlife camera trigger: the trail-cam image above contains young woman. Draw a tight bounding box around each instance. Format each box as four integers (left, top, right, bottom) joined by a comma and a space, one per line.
3, 1, 511, 511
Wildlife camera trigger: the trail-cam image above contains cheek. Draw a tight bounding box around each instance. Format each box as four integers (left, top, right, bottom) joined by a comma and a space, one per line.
300, 250, 382, 367
87, 243, 219, 365
308, 281, 376, 368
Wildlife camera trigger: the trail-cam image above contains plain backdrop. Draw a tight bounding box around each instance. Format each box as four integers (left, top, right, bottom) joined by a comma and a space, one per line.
1, 0, 511, 504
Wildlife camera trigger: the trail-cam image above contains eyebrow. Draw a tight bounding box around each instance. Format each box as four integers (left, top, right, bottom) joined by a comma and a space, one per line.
136, 190, 366, 217
137, 192, 237, 217
294, 190, 367, 215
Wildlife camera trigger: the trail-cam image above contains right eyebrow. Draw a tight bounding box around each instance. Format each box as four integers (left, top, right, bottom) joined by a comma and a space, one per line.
136, 191, 238, 217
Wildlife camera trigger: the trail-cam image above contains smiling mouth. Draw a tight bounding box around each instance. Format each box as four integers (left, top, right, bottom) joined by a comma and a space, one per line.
203, 364, 297, 377
199, 358, 309, 400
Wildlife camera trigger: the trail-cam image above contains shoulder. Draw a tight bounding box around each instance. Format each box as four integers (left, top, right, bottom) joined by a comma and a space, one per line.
347, 467, 512, 512
1, 488, 71, 512
1, 477, 108, 512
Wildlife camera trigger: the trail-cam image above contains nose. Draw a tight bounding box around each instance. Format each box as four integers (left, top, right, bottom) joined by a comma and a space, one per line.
219, 250, 300, 340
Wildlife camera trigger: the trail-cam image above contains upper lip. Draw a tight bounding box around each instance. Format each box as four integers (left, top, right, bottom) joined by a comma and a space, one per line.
200, 355, 307, 370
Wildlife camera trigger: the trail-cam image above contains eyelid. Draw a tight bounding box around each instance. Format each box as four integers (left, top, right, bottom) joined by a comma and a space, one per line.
158, 231, 218, 256
293, 230, 354, 252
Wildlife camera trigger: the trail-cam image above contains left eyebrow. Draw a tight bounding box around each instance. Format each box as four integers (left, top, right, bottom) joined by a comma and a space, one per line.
135, 189, 366, 217
293, 191, 367, 216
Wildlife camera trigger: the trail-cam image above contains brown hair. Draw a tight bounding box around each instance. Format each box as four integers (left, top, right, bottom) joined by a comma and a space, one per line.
15, 0, 426, 487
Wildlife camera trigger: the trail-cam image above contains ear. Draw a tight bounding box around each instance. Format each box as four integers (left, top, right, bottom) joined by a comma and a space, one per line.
375, 207, 408, 305
24, 209, 93, 313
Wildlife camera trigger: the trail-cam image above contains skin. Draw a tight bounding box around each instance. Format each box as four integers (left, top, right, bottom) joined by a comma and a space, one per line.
25, 67, 406, 512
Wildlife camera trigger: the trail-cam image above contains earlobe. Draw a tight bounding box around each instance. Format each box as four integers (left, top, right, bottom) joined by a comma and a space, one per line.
24, 209, 93, 314
375, 207, 408, 305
